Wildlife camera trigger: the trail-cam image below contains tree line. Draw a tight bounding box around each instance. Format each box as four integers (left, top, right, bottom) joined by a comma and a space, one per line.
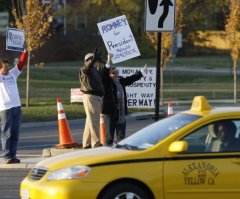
0, 0, 239, 103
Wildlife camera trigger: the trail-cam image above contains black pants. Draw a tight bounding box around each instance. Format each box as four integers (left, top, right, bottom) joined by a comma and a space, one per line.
106, 116, 126, 145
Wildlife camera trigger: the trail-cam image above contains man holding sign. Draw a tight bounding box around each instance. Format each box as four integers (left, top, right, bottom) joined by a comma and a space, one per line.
79, 49, 111, 149
0, 28, 27, 164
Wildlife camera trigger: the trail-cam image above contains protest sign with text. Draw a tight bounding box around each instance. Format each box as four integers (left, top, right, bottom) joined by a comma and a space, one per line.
118, 67, 156, 108
69, 67, 156, 107
97, 15, 140, 64
6, 28, 25, 52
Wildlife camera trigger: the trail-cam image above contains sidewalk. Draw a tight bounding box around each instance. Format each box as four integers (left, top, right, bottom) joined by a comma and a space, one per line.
0, 111, 158, 169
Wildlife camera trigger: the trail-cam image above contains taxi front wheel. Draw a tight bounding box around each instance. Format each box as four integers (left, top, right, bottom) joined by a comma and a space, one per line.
100, 182, 152, 199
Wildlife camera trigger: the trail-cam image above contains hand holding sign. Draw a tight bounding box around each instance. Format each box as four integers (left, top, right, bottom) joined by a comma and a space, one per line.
142, 64, 148, 75
106, 53, 113, 66
6, 28, 25, 52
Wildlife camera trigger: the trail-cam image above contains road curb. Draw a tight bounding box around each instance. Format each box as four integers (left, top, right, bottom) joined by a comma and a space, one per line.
0, 158, 43, 169
42, 148, 81, 157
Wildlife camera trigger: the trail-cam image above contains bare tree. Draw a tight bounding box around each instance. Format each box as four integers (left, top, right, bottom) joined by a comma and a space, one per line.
11, 0, 56, 107
225, 0, 240, 103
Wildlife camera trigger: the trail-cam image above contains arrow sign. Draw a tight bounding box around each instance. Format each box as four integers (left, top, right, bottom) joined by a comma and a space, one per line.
145, 0, 175, 32
158, 0, 173, 28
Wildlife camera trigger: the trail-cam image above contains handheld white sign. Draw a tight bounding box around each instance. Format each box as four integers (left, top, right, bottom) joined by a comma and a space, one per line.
118, 67, 156, 108
97, 15, 140, 64
69, 67, 156, 108
6, 28, 25, 52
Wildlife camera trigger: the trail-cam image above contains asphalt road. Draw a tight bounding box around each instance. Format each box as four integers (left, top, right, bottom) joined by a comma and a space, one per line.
0, 116, 155, 199
17, 116, 155, 156
0, 169, 29, 199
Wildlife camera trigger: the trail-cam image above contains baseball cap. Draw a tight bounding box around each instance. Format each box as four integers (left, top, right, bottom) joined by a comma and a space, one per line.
84, 53, 94, 61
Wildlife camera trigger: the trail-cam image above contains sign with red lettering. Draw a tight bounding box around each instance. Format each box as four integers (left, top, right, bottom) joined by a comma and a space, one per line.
97, 15, 140, 64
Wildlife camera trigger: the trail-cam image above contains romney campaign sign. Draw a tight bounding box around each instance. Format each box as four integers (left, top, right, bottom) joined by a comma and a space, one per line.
97, 15, 140, 64
6, 28, 25, 52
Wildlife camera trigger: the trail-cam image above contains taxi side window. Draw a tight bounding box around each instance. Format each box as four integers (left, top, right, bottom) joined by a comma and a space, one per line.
182, 120, 240, 153
205, 120, 240, 153
181, 126, 209, 153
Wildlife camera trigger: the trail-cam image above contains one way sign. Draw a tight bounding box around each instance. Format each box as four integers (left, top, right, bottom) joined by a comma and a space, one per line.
145, 0, 176, 32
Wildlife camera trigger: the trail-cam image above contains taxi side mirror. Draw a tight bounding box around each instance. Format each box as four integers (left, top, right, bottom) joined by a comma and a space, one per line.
168, 141, 188, 153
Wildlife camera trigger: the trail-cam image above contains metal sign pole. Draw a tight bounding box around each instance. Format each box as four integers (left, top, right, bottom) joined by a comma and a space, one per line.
145, 0, 175, 120
155, 32, 161, 121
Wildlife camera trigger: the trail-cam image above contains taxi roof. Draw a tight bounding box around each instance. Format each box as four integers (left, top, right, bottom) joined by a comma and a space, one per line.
182, 96, 240, 117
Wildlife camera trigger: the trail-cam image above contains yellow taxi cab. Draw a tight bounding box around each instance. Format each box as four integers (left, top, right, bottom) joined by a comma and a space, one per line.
20, 96, 240, 199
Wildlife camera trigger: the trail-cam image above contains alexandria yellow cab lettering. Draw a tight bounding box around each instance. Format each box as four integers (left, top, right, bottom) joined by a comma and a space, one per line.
182, 162, 219, 177
182, 162, 219, 185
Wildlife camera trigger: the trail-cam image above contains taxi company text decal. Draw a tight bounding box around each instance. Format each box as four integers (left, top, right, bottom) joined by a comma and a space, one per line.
182, 162, 219, 185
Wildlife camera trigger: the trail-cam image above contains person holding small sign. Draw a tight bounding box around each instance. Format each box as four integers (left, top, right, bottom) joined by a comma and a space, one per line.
104, 64, 148, 146
0, 49, 27, 164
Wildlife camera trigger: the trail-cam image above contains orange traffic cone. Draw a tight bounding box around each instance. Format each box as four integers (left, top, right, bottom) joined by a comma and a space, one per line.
100, 114, 106, 145
55, 98, 78, 148
167, 102, 174, 116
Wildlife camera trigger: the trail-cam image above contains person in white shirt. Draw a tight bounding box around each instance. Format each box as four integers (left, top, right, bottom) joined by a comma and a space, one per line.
0, 50, 27, 164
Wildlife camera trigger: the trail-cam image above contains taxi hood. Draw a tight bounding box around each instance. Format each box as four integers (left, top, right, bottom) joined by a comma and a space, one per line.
36, 146, 145, 170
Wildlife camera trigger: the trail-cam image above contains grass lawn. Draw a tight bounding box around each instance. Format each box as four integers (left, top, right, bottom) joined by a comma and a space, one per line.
18, 55, 238, 123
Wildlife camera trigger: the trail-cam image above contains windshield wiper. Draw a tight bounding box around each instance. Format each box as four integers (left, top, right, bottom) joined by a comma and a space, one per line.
114, 144, 140, 150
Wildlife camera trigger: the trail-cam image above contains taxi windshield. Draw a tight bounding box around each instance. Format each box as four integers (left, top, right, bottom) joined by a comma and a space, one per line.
114, 113, 201, 150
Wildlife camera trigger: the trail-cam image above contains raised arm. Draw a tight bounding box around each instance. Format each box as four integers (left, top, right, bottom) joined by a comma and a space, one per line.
123, 64, 148, 86
17, 50, 27, 71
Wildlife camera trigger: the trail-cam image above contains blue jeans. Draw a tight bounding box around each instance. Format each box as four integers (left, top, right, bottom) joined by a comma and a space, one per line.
0, 106, 22, 159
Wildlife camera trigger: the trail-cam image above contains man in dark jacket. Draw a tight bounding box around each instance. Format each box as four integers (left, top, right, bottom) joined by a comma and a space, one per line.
79, 50, 111, 148
103, 64, 148, 146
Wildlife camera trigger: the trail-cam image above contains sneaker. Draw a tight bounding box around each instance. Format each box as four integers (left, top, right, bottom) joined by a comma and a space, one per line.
2, 157, 20, 164
12, 157, 20, 163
